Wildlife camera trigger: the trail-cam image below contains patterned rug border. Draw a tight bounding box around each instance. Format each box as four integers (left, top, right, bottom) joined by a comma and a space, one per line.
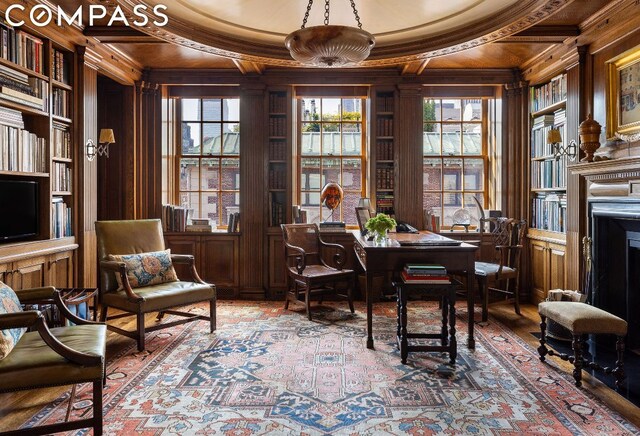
22, 301, 640, 435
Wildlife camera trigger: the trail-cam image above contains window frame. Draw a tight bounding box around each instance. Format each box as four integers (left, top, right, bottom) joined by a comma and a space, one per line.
295, 96, 368, 227
422, 98, 489, 229
175, 97, 241, 228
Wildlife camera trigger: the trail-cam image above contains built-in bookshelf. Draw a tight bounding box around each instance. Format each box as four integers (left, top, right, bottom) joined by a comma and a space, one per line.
373, 90, 395, 215
0, 17, 74, 243
267, 89, 290, 227
529, 73, 567, 233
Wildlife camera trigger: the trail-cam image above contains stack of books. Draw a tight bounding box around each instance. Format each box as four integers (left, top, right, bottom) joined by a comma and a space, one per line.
401, 264, 451, 284
186, 218, 212, 232
0, 64, 47, 110
319, 221, 346, 232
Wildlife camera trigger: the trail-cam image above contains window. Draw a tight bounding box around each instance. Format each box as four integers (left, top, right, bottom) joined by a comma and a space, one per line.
297, 97, 366, 226
178, 98, 240, 227
423, 98, 487, 228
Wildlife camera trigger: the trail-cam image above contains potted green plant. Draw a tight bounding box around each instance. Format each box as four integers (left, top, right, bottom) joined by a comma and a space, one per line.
365, 213, 397, 245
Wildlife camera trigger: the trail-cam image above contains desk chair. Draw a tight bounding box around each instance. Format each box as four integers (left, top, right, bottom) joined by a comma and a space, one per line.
281, 223, 355, 320
475, 217, 527, 322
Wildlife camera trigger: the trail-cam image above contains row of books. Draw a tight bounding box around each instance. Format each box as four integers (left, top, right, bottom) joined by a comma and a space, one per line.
268, 93, 287, 113
269, 192, 285, 226
0, 64, 47, 111
52, 49, 70, 84
52, 88, 70, 118
531, 193, 566, 233
292, 205, 308, 224
51, 162, 72, 192
423, 209, 441, 232
531, 156, 567, 189
0, 105, 23, 128
162, 204, 190, 232
227, 212, 240, 232
376, 139, 393, 160
52, 197, 72, 238
0, 20, 45, 74
375, 167, 394, 189
269, 167, 286, 189
401, 264, 451, 284
376, 194, 394, 215
0, 124, 47, 172
269, 116, 286, 137
376, 117, 393, 137
530, 73, 567, 112
376, 94, 394, 112
53, 124, 71, 159
269, 140, 287, 161
531, 115, 554, 158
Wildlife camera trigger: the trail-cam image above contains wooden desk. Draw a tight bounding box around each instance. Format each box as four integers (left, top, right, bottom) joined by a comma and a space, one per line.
354, 231, 479, 349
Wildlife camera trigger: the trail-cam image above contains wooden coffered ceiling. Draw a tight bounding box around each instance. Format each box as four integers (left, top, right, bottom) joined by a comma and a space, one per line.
80, 0, 614, 74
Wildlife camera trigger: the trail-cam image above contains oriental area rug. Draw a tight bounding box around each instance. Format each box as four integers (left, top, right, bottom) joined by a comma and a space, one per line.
23, 301, 639, 435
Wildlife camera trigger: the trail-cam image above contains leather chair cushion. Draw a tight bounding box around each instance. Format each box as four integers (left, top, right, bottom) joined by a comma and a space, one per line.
474, 261, 516, 278
538, 301, 628, 336
101, 281, 215, 313
0, 282, 26, 360
108, 249, 178, 289
0, 324, 106, 391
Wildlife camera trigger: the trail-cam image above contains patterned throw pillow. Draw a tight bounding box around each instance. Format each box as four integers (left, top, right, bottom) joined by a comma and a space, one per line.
0, 281, 26, 360
108, 249, 178, 290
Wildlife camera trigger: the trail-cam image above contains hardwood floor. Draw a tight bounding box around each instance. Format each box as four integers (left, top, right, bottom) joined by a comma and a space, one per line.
1, 303, 639, 432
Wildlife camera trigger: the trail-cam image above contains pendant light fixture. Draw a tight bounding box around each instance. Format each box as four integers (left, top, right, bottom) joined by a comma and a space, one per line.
285, 0, 375, 67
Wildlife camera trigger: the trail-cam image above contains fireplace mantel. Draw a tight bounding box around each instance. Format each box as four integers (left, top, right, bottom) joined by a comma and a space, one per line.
570, 156, 640, 197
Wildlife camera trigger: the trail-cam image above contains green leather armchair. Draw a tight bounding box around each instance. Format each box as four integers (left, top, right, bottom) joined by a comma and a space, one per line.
0, 286, 106, 435
95, 219, 216, 351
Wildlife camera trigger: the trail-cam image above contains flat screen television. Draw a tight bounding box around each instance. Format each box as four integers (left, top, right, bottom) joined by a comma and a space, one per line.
0, 180, 39, 242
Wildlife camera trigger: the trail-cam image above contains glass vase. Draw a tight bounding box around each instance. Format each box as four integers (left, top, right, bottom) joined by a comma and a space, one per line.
374, 229, 388, 246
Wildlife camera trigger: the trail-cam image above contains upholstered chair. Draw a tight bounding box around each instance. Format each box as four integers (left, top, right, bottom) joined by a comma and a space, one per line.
96, 219, 216, 351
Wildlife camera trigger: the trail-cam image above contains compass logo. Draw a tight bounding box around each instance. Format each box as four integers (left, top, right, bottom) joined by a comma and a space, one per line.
5, 4, 169, 28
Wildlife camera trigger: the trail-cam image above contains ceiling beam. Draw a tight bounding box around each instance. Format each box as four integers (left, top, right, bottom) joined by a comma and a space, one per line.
401, 59, 430, 76
84, 26, 163, 43
233, 59, 265, 75
498, 25, 580, 43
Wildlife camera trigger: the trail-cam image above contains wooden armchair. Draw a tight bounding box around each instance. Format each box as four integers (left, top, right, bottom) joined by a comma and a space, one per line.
281, 223, 355, 320
96, 219, 216, 351
475, 217, 527, 322
0, 285, 106, 435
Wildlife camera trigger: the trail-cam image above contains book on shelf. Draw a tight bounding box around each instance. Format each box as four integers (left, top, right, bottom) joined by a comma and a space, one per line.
319, 221, 346, 232
161, 204, 189, 232
400, 270, 451, 284
422, 209, 441, 232
53, 123, 71, 159
292, 205, 308, 224
0, 106, 24, 129
51, 197, 72, 238
226, 212, 240, 233
0, 124, 47, 172
0, 19, 45, 74
52, 49, 70, 84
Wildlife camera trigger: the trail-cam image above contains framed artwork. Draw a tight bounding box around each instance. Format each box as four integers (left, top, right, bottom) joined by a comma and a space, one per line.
606, 45, 640, 139
355, 207, 371, 234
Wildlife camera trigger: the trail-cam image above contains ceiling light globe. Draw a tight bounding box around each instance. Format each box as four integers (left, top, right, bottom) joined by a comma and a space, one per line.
285, 25, 375, 67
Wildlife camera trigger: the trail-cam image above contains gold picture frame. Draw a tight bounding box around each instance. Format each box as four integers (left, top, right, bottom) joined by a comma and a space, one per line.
606, 45, 640, 139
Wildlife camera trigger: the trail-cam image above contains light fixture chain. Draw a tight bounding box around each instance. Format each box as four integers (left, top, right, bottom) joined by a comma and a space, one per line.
301, 0, 313, 28
324, 0, 330, 25
350, 0, 362, 29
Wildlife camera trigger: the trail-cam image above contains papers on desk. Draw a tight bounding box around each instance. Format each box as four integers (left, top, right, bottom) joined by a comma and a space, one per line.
393, 232, 462, 246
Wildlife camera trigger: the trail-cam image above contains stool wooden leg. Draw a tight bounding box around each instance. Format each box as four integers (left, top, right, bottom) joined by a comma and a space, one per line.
396, 285, 401, 350
400, 286, 408, 364
441, 296, 449, 347
614, 336, 626, 389
448, 294, 457, 365
538, 315, 548, 362
572, 335, 583, 387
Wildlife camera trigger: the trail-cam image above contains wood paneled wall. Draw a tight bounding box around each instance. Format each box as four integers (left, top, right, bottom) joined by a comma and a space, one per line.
394, 85, 424, 228
239, 84, 267, 297
76, 48, 98, 287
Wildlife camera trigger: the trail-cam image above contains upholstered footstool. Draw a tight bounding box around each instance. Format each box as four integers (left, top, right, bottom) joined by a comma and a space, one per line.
538, 301, 627, 388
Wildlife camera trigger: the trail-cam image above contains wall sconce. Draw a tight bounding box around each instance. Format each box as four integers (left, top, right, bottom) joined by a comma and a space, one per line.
547, 128, 577, 161
86, 129, 116, 161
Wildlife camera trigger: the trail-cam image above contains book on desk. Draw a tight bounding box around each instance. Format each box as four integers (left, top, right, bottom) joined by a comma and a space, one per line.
402, 264, 451, 284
